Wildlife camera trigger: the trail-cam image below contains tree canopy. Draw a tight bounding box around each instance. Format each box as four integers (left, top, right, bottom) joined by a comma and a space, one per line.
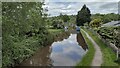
76, 4, 91, 26
2, 2, 52, 67
60, 14, 70, 22
90, 18, 103, 28
91, 13, 120, 24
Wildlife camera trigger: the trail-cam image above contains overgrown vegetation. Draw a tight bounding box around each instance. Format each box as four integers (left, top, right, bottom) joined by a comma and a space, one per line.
97, 26, 120, 64
89, 18, 103, 28
91, 13, 120, 24
2, 2, 53, 67
47, 14, 71, 29
97, 26, 120, 48
51, 20, 64, 29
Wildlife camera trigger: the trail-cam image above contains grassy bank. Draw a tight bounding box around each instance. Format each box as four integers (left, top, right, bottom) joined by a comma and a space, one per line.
76, 29, 95, 66
48, 29, 64, 35
83, 28, 118, 66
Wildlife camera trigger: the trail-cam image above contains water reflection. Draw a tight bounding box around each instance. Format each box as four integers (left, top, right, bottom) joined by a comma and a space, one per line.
16, 33, 88, 67
50, 34, 87, 66
77, 33, 88, 51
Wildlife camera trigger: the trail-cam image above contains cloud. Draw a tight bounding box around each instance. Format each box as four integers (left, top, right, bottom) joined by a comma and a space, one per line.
48, 0, 119, 2
99, 2, 118, 11
50, 34, 86, 66
43, 1, 119, 16
118, 2, 120, 14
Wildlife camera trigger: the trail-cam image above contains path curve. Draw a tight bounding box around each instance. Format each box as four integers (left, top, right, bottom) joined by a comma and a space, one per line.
82, 29, 103, 66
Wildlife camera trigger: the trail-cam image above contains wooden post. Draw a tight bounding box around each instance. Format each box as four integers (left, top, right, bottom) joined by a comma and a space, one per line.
116, 48, 120, 61
117, 48, 118, 59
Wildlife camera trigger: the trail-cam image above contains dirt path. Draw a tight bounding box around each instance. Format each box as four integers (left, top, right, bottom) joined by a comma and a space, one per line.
82, 29, 103, 66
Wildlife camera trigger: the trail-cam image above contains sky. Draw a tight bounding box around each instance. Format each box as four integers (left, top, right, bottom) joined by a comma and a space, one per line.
43, 0, 120, 17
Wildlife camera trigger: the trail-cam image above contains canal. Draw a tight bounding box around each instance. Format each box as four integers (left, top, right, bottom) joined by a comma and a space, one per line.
16, 32, 88, 66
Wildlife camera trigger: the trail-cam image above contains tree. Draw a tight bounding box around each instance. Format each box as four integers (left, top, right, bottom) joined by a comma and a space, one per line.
52, 20, 64, 29
60, 14, 70, 22
91, 13, 120, 24
89, 18, 103, 28
2, 2, 50, 67
102, 13, 119, 23
76, 4, 91, 26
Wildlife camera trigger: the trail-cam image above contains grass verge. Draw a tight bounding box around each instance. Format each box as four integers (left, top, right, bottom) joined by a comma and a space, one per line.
48, 29, 64, 35
76, 29, 95, 66
83, 28, 118, 66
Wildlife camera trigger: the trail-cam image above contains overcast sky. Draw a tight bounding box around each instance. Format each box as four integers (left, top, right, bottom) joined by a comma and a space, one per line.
43, 0, 120, 17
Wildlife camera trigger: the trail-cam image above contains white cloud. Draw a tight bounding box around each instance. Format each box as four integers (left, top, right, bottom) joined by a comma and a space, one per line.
49, 0, 119, 2
66, 4, 72, 9
50, 34, 86, 66
44, 1, 119, 16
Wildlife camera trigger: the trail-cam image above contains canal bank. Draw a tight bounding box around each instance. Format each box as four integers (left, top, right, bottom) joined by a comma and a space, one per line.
82, 28, 118, 66
76, 29, 95, 66
14, 31, 88, 67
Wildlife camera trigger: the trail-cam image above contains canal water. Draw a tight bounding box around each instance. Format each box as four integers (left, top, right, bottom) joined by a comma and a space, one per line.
17, 33, 88, 66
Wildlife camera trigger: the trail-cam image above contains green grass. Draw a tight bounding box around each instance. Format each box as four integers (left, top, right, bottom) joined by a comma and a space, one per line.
48, 29, 64, 35
76, 29, 95, 66
48, 29, 63, 33
83, 28, 118, 66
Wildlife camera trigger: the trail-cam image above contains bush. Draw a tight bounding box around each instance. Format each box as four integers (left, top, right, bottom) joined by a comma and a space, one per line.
89, 18, 103, 28
2, 2, 53, 67
52, 20, 64, 29
97, 26, 120, 48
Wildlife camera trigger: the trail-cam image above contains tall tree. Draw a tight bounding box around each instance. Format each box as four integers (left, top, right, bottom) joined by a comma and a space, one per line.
76, 4, 91, 26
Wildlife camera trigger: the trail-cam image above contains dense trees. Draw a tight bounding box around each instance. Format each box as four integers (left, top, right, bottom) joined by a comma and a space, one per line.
52, 20, 64, 29
103, 13, 120, 23
2, 2, 52, 67
60, 14, 70, 22
47, 14, 71, 29
76, 4, 91, 26
91, 13, 120, 24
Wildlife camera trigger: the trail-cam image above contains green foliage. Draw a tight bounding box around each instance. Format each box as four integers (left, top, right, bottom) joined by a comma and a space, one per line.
2, 2, 52, 67
103, 13, 119, 23
114, 27, 120, 48
90, 18, 103, 28
52, 20, 64, 29
91, 13, 120, 24
47, 13, 79, 30
96, 26, 120, 64
97, 26, 120, 48
60, 14, 70, 22
68, 15, 76, 23
76, 4, 91, 26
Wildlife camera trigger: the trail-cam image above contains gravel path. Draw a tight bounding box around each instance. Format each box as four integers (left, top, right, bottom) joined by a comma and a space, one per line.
82, 29, 103, 66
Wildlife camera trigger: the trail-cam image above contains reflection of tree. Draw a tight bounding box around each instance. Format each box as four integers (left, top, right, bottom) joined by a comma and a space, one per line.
77, 32, 88, 51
